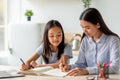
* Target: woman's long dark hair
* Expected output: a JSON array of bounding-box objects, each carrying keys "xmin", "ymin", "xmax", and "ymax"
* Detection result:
[
  {"xmin": 79, "ymin": 8, "xmax": 119, "ymax": 41},
  {"xmin": 42, "ymin": 20, "xmax": 65, "ymax": 64}
]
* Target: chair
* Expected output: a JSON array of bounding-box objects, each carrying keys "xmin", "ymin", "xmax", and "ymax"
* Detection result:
[{"xmin": 7, "ymin": 22, "xmax": 45, "ymax": 66}]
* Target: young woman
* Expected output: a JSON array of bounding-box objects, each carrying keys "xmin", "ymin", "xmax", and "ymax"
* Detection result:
[
  {"xmin": 21, "ymin": 20, "xmax": 72, "ymax": 71},
  {"xmin": 60, "ymin": 8, "xmax": 120, "ymax": 76}
]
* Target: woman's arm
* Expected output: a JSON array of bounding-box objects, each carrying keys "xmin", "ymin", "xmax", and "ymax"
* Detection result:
[
  {"xmin": 70, "ymin": 38, "xmax": 87, "ymax": 69},
  {"xmin": 86, "ymin": 36, "xmax": 120, "ymax": 74},
  {"xmin": 109, "ymin": 36, "xmax": 120, "ymax": 73}
]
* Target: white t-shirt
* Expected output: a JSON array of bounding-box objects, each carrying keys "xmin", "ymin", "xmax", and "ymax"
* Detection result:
[{"xmin": 35, "ymin": 43, "xmax": 73, "ymax": 63}]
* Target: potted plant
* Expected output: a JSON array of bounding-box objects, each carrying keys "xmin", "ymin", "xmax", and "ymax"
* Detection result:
[
  {"xmin": 82, "ymin": 0, "xmax": 91, "ymax": 9},
  {"xmin": 24, "ymin": 9, "xmax": 34, "ymax": 21}
]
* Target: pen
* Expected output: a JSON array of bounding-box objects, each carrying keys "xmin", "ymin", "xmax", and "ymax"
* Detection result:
[
  {"xmin": 20, "ymin": 58, "xmax": 34, "ymax": 68},
  {"xmin": 20, "ymin": 58, "xmax": 25, "ymax": 64}
]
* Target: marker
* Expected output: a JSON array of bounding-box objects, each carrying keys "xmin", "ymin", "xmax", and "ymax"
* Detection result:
[{"xmin": 20, "ymin": 58, "xmax": 25, "ymax": 64}]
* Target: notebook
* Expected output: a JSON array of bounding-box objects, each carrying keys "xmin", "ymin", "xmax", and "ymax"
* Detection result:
[
  {"xmin": 20, "ymin": 66, "xmax": 68, "ymax": 76},
  {"xmin": 0, "ymin": 70, "xmax": 25, "ymax": 78}
]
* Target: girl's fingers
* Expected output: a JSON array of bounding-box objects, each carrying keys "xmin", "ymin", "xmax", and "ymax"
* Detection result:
[
  {"xmin": 30, "ymin": 61, "xmax": 37, "ymax": 67},
  {"xmin": 63, "ymin": 65, "xmax": 69, "ymax": 72},
  {"xmin": 59, "ymin": 63, "xmax": 63, "ymax": 71},
  {"xmin": 20, "ymin": 64, "xmax": 27, "ymax": 71},
  {"xmin": 59, "ymin": 63, "xmax": 63, "ymax": 68},
  {"xmin": 59, "ymin": 63, "xmax": 65, "ymax": 72}
]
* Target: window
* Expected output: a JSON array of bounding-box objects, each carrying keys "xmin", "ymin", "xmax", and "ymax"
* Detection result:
[{"xmin": 0, "ymin": 0, "xmax": 5, "ymax": 51}]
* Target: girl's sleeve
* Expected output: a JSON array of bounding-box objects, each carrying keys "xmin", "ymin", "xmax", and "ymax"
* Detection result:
[
  {"xmin": 63, "ymin": 44, "xmax": 73, "ymax": 58},
  {"xmin": 35, "ymin": 43, "xmax": 44, "ymax": 56}
]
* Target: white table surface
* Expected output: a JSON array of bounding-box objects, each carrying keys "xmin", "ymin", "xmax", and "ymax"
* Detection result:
[{"xmin": 0, "ymin": 65, "xmax": 119, "ymax": 80}]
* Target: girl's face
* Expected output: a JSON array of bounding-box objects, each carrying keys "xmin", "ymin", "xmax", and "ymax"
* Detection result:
[
  {"xmin": 80, "ymin": 20, "xmax": 100, "ymax": 37},
  {"xmin": 48, "ymin": 26, "xmax": 63, "ymax": 48}
]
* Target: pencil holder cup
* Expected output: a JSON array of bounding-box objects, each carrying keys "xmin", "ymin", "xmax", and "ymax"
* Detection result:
[{"xmin": 97, "ymin": 66, "xmax": 109, "ymax": 80}]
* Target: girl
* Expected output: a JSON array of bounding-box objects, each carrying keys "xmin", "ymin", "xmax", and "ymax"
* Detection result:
[
  {"xmin": 60, "ymin": 8, "xmax": 120, "ymax": 76},
  {"xmin": 21, "ymin": 20, "xmax": 72, "ymax": 70}
]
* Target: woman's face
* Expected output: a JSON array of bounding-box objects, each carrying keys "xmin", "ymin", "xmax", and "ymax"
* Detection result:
[
  {"xmin": 80, "ymin": 20, "xmax": 100, "ymax": 37},
  {"xmin": 48, "ymin": 26, "xmax": 63, "ymax": 47}
]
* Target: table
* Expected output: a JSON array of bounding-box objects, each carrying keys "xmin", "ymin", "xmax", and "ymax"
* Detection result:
[{"xmin": 0, "ymin": 65, "xmax": 120, "ymax": 80}]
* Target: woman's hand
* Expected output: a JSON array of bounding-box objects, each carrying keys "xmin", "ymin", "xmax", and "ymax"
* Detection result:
[{"xmin": 66, "ymin": 68, "xmax": 89, "ymax": 76}]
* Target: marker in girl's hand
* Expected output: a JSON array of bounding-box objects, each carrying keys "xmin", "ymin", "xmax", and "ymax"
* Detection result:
[
  {"xmin": 20, "ymin": 58, "xmax": 25, "ymax": 64},
  {"xmin": 20, "ymin": 58, "xmax": 34, "ymax": 69}
]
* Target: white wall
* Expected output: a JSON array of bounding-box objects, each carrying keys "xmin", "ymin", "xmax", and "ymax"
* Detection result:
[
  {"xmin": 7, "ymin": 0, "xmax": 21, "ymax": 23},
  {"xmin": 95, "ymin": 0, "xmax": 120, "ymax": 36},
  {"xmin": 8, "ymin": 0, "xmax": 120, "ymax": 35},
  {"xmin": 8, "ymin": 0, "xmax": 86, "ymax": 33}
]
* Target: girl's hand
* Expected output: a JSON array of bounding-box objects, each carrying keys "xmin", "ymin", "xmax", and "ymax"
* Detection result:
[
  {"xmin": 20, "ymin": 63, "xmax": 30, "ymax": 71},
  {"xmin": 49, "ymin": 63, "xmax": 59, "ymax": 68},
  {"xmin": 59, "ymin": 63, "xmax": 70, "ymax": 72},
  {"xmin": 66, "ymin": 68, "xmax": 89, "ymax": 76},
  {"xmin": 30, "ymin": 61, "xmax": 38, "ymax": 68},
  {"xmin": 58, "ymin": 55, "xmax": 70, "ymax": 72}
]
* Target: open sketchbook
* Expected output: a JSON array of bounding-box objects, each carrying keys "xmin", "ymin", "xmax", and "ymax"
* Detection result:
[
  {"xmin": 0, "ymin": 70, "xmax": 25, "ymax": 79},
  {"xmin": 20, "ymin": 66, "xmax": 68, "ymax": 77}
]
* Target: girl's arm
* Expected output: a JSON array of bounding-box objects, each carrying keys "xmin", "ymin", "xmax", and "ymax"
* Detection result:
[
  {"xmin": 20, "ymin": 53, "xmax": 40, "ymax": 70},
  {"xmin": 30, "ymin": 44, "xmax": 71, "ymax": 68},
  {"xmin": 58, "ymin": 55, "xmax": 69, "ymax": 64},
  {"xmin": 26, "ymin": 53, "xmax": 40, "ymax": 64},
  {"xmin": 30, "ymin": 61, "xmax": 59, "ymax": 68},
  {"xmin": 30, "ymin": 55, "xmax": 69, "ymax": 68}
]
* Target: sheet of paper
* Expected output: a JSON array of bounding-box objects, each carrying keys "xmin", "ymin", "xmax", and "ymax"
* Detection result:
[
  {"xmin": 20, "ymin": 66, "xmax": 53, "ymax": 75},
  {"xmin": 32, "ymin": 66, "xmax": 53, "ymax": 72},
  {"xmin": 42, "ymin": 68, "xmax": 68, "ymax": 76},
  {"xmin": 20, "ymin": 66, "xmax": 67, "ymax": 76}
]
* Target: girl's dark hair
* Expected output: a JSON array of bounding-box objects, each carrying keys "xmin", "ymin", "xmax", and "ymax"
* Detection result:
[
  {"xmin": 79, "ymin": 8, "xmax": 119, "ymax": 40},
  {"xmin": 42, "ymin": 20, "xmax": 65, "ymax": 64}
]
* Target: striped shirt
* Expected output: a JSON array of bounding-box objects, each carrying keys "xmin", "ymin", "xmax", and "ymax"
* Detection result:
[{"xmin": 71, "ymin": 34, "xmax": 120, "ymax": 74}]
